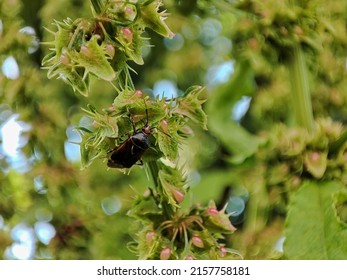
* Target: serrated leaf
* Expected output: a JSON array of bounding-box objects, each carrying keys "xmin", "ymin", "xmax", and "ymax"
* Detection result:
[
  {"xmin": 157, "ymin": 133, "xmax": 177, "ymax": 160},
  {"xmin": 48, "ymin": 63, "xmax": 89, "ymax": 96},
  {"xmin": 70, "ymin": 36, "xmax": 116, "ymax": 81},
  {"xmin": 284, "ymin": 181, "xmax": 347, "ymax": 259},
  {"xmin": 173, "ymin": 86, "xmax": 208, "ymax": 130},
  {"xmin": 127, "ymin": 195, "xmax": 163, "ymax": 222},
  {"xmin": 53, "ymin": 20, "xmax": 73, "ymax": 57},
  {"xmin": 139, "ymin": 0, "xmax": 174, "ymax": 38},
  {"xmin": 158, "ymin": 164, "xmax": 186, "ymax": 207}
]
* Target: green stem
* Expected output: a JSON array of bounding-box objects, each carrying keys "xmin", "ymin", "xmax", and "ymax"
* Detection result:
[
  {"xmin": 288, "ymin": 45, "xmax": 314, "ymax": 132},
  {"xmin": 147, "ymin": 161, "xmax": 174, "ymax": 219},
  {"xmin": 90, "ymin": 0, "xmax": 103, "ymax": 14}
]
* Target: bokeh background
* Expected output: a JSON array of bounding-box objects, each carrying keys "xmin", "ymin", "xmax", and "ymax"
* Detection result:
[{"xmin": 1, "ymin": 0, "xmax": 347, "ymax": 259}]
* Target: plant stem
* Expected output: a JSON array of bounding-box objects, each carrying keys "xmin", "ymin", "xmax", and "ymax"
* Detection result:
[
  {"xmin": 90, "ymin": 0, "xmax": 102, "ymax": 14},
  {"xmin": 288, "ymin": 45, "xmax": 315, "ymax": 133},
  {"xmin": 147, "ymin": 161, "xmax": 174, "ymax": 219}
]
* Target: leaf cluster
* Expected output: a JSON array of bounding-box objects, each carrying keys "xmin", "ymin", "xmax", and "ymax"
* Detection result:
[
  {"xmin": 79, "ymin": 85, "xmax": 207, "ymax": 168},
  {"xmin": 42, "ymin": 0, "xmax": 174, "ymax": 96}
]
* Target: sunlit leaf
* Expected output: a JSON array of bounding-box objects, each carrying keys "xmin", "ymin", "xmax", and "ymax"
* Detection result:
[{"xmin": 284, "ymin": 181, "xmax": 347, "ymax": 259}]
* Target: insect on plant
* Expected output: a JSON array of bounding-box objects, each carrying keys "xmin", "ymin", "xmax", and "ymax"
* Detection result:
[{"xmin": 106, "ymin": 98, "xmax": 170, "ymax": 169}]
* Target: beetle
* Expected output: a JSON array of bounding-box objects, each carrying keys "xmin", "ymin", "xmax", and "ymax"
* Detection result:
[{"xmin": 107, "ymin": 107, "xmax": 152, "ymax": 169}]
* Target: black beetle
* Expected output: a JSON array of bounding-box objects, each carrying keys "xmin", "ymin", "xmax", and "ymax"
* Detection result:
[{"xmin": 107, "ymin": 107, "xmax": 152, "ymax": 169}]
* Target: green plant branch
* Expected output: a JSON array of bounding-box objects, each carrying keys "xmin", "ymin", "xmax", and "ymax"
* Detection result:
[
  {"xmin": 288, "ymin": 43, "xmax": 315, "ymax": 132},
  {"xmin": 146, "ymin": 161, "xmax": 174, "ymax": 219}
]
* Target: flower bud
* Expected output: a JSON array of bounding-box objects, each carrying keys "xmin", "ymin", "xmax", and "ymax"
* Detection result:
[
  {"xmin": 105, "ymin": 44, "xmax": 115, "ymax": 58},
  {"xmin": 192, "ymin": 235, "xmax": 204, "ymax": 248},
  {"xmin": 124, "ymin": 5, "xmax": 137, "ymax": 21},
  {"xmin": 160, "ymin": 247, "xmax": 171, "ymax": 260},
  {"xmin": 206, "ymin": 206, "xmax": 236, "ymax": 232},
  {"xmin": 121, "ymin": 27, "xmax": 133, "ymax": 43},
  {"xmin": 219, "ymin": 246, "xmax": 227, "ymax": 258},
  {"xmin": 60, "ymin": 54, "xmax": 70, "ymax": 65},
  {"xmin": 185, "ymin": 255, "xmax": 194, "ymax": 260},
  {"xmin": 160, "ymin": 119, "xmax": 169, "ymax": 134},
  {"xmin": 134, "ymin": 90, "xmax": 143, "ymax": 98},
  {"xmin": 172, "ymin": 189, "xmax": 185, "ymax": 203},
  {"xmin": 80, "ymin": 45, "xmax": 90, "ymax": 55},
  {"xmin": 206, "ymin": 207, "xmax": 219, "ymax": 216},
  {"xmin": 146, "ymin": 231, "xmax": 156, "ymax": 243}
]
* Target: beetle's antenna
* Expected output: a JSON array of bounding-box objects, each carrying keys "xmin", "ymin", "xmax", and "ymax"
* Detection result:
[{"xmin": 129, "ymin": 114, "xmax": 137, "ymax": 134}]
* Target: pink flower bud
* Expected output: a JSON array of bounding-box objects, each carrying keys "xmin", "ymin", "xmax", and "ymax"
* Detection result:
[
  {"xmin": 105, "ymin": 44, "xmax": 115, "ymax": 58},
  {"xmin": 192, "ymin": 236, "xmax": 204, "ymax": 248},
  {"xmin": 124, "ymin": 6, "xmax": 136, "ymax": 21},
  {"xmin": 121, "ymin": 27, "xmax": 133, "ymax": 43},
  {"xmin": 206, "ymin": 207, "xmax": 236, "ymax": 232},
  {"xmin": 60, "ymin": 54, "xmax": 70, "ymax": 65},
  {"xmin": 206, "ymin": 207, "xmax": 219, "ymax": 216},
  {"xmin": 80, "ymin": 45, "xmax": 90, "ymax": 55},
  {"xmin": 219, "ymin": 246, "xmax": 227, "ymax": 258},
  {"xmin": 185, "ymin": 255, "xmax": 194, "ymax": 260},
  {"xmin": 160, "ymin": 247, "xmax": 171, "ymax": 260},
  {"xmin": 146, "ymin": 231, "xmax": 155, "ymax": 243},
  {"xmin": 172, "ymin": 189, "xmax": 185, "ymax": 203},
  {"xmin": 134, "ymin": 90, "xmax": 143, "ymax": 98},
  {"xmin": 160, "ymin": 119, "xmax": 169, "ymax": 134}
]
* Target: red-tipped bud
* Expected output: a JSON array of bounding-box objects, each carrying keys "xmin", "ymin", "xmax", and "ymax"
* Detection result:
[
  {"xmin": 172, "ymin": 189, "xmax": 185, "ymax": 203},
  {"xmin": 206, "ymin": 207, "xmax": 219, "ymax": 216},
  {"xmin": 160, "ymin": 119, "xmax": 169, "ymax": 134},
  {"xmin": 121, "ymin": 27, "xmax": 133, "ymax": 43},
  {"xmin": 219, "ymin": 246, "xmax": 227, "ymax": 258},
  {"xmin": 124, "ymin": 6, "xmax": 137, "ymax": 21},
  {"xmin": 134, "ymin": 90, "xmax": 143, "ymax": 98},
  {"xmin": 160, "ymin": 247, "xmax": 171, "ymax": 260},
  {"xmin": 60, "ymin": 54, "xmax": 70, "ymax": 65},
  {"xmin": 185, "ymin": 255, "xmax": 194, "ymax": 260},
  {"xmin": 192, "ymin": 236, "xmax": 204, "ymax": 248},
  {"xmin": 105, "ymin": 44, "xmax": 115, "ymax": 58},
  {"xmin": 206, "ymin": 207, "xmax": 236, "ymax": 232},
  {"xmin": 80, "ymin": 45, "xmax": 90, "ymax": 55},
  {"xmin": 146, "ymin": 231, "xmax": 156, "ymax": 243}
]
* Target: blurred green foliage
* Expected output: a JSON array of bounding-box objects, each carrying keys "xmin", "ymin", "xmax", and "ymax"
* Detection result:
[{"xmin": 1, "ymin": 0, "xmax": 347, "ymax": 259}]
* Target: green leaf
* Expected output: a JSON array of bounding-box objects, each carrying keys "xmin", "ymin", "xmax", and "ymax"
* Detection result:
[
  {"xmin": 158, "ymin": 165, "xmax": 186, "ymax": 207},
  {"xmin": 284, "ymin": 181, "xmax": 347, "ymax": 259},
  {"xmin": 127, "ymin": 195, "xmax": 163, "ymax": 222},
  {"xmin": 139, "ymin": 0, "xmax": 174, "ymax": 38},
  {"xmin": 70, "ymin": 36, "xmax": 116, "ymax": 82},
  {"xmin": 173, "ymin": 86, "xmax": 208, "ymax": 130}
]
